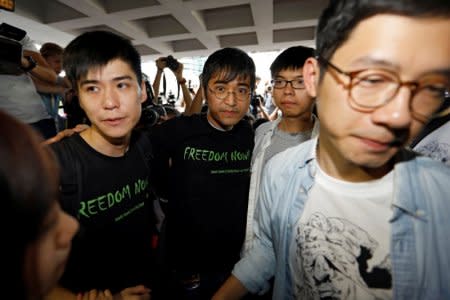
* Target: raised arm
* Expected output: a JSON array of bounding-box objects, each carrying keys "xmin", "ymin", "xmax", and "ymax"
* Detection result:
[
  {"xmin": 184, "ymin": 77, "xmax": 204, "ymax": 116},
  {"xmin": 22, "ymin": 50, "xmax": 70, "ymax": 88},
  {"xmin": 257, "ymin": 97, "xmax": 270, "ymax": 120},
  {"xmin": 171, "ymin": 62, "xmax": 192, "ymax": 110},
  {"xmin": 152, "ymin": 57, "xmax": 166, "ymax": 102}
]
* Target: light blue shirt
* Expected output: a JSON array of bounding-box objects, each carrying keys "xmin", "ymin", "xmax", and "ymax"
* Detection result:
[{"xmin": 233, "ymin": 138, "xmax": 450, "ymax": 300}]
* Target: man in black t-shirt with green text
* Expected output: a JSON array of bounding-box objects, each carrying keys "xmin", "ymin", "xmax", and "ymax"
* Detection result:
[{"xmin": 150, "ymin": 47, "xmax": 256, "ymax": 300}]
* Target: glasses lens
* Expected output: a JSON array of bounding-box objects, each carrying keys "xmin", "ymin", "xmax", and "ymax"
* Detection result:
[
  {"xmin": 351, "ymin": 71, "xmax": 398, "ymax": 108},
  {"xmin": 236, "ymin": 87, "xmax": 250, "ymax": 100},
  {"xmin": 271, "ymin": 79, "xmax": 305, "ymax": 89},
  {"xmin": 291, "ymin": 79, "xmax": 305, "ymax": 89},
  {"xmin": 272, "ymin": 79, "xmax": 286, "ymax": 88},
  {"xmin": 210, "ymin": 86, "xmax": 249, "ymax": 101},
  {"xmin": 213, "ymin": 88, "xmax": 227, "ymax": 99},
  {"xmin": 411, "ymin": 91, "xmax": 447, "ymax": 119}
]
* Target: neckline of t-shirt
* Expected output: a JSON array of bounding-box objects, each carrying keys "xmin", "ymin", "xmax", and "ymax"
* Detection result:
[{"xmin": 314, "ymin": 159, "xmax": 394, "ymax": 197}]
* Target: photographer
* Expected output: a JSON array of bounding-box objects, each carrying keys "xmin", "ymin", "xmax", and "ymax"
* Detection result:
[
  {"xmin": 0, "ymin": 25, "xmax": 65, "ymax": 139},
  {"xmin": 153, "ymin": 55, "xmax": 192, "ymax": 112},
  {"xmin": 139, "ymin": 73, "xmax": 181, "ymax": 128},
  {"xmin": 36, "ymin": 42, "xmax": 71, "ymax": 132},
  {"xmin": 250, "ymin": 93, "xmax": 270, "ymax": 120}
]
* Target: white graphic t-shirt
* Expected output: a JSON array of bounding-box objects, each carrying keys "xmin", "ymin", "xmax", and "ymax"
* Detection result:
[
  {"xmin": 414, "ymin": 121, "xmax": 450, "ymax": 166},
  {"xmin": 290, "ymin": 162, "xmax": 394, "ymax": 300}
]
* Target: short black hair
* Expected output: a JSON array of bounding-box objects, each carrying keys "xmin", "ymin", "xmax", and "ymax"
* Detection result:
[
  {"xmin": 40, "ymin": 42, "xmax": 63, "ymax": 58},
  {"xmin": 63, "ymin": 30, "xmax": 143, "ymax": 90},
  {"xmin": 270, "ymin": 46, "xmax": 315, "ymax": 78},
  {"xmin": 316, "ymin": 0, "xmax": 450, "ymax": 61},
  {"xmin": 201, "ymin": 47, "xmax": 256, "ymax": 95}
]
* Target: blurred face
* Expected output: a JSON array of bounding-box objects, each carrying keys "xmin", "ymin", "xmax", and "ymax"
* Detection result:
[
  {"xmin": 206, "ymin": 71, "xmax": 251, "ymax": 131},
  {"xmin": 24, "ymin": 203, "xmax": 79, "ymax": 297},
  {"xmin": 45, "ymin": 54, "xmax": 63, "ymax": 74},
  {"xmin": 304, "ymin": 15, "xmax": 450, "ymax": 180},
  {"xmin": 78, "ymin": 59, "xmax": 146, "ymax": 143},
  {"xmin": 272, "ymin": 68, "xmax": 314, "ymax": 119}
]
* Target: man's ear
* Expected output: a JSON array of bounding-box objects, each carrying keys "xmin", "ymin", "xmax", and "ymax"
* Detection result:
[
  {"xmin": 140, "ymin": 80, "xmax": 147, "ymax": 103},
  {"xmin": 303, "ymin": 57, "xmax": 320, "ymax": 98}
]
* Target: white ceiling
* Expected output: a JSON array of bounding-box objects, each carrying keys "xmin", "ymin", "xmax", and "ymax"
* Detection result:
[{"xmin": 1, "ymin": 0, "xmax": 328, "ymax": 62}]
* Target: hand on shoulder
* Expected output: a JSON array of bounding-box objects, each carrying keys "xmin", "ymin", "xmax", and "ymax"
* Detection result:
[{"xmin": 42, "ymin": 124, "xmax": 90, "ymax": 145}]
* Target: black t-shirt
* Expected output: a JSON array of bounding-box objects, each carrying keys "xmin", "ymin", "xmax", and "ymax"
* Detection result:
[
  {"xmin": 51, "ymin": 132, "xmax": 155, "ymax": 293},
  {"xmin": 150, "ymin": 113, "xmax": 254, "ymax": 272}
]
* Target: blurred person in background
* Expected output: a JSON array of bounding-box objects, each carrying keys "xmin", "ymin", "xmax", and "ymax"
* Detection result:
[{"xmin": 0, "ymin": 110, "xmax": 79, "ymax": 300}]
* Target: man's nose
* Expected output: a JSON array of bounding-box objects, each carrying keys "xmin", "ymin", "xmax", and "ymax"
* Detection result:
[
  {"xmin": 371, "ymin": 85, "xmax": 413, "ymax": 129},
  {"xmin": 103, "ymin": 87, "xmax": 120, "ymax": 109},
  {"xmin": 223, "ymin": 91, "xmax": 238, "ymax": 106}
]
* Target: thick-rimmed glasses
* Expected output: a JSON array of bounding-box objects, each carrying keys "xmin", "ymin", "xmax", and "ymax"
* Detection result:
[
  {"xmin": 317, "ymin": 56, "xmax": 449, "ymax": 121},
  {"xmin": 208, "ymin": 85, "xmax": 251, "ymax": 101},
  {"xmin": 271, "ymin": 78, "xmax": 305, "ymax": 89}
]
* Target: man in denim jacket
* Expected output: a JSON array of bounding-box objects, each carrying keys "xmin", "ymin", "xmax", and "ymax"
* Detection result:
[
  {"xmin": 242, "ymin": 46, "xmax": 319, "ymax": 257},
  {"xmin": 213, "ymin": 0, "xmax": 450, "ymax": 299}
]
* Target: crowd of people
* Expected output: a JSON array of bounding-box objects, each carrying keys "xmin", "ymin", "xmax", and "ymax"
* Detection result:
[{"xmin": 1, "ymin": 0, "xmax": 449, "ymax": 299}]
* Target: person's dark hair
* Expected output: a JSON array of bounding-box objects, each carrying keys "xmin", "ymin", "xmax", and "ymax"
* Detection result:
[
  {"xmin": 39, "ymin": 42, "xmax": 63, "ymax": 58},
  {"xmin": 270, "ymin": 46, "xmax": 315, "ymax": 78},
  {"xmin": 316, "ymin": 0, "xmax": 450, "ymax": 62},
  {"xmin": 63, "ymin": 30, "xmax": 143, "ymax": 90},
  {"xmin": 0, "ymin": 110, "xmax": 60, "ymax": 299},
  {"xmin": 201, "ymin": 47, "xmax": 256, "ymax": 96}
]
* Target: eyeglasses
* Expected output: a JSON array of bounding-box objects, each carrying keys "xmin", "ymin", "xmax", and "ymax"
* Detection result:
[
  {"xmin": 317, "ymin": 56, "xmax": 450, "ymax": 121},
  {"xmin": 208, "ymin": 85, "xmax": 251, "ymax": 101},
  {"xmin": 271, "ymin": 78, "xmax": 305, "ymax": 89}
]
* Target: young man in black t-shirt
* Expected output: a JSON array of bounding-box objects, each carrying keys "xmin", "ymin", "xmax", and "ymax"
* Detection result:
[
  {"xmin": 47, "ymin": 31, "xmax": 154, "ymax": 300},
  {"xmin": 150, "ymin": 47, "xmax": 256, "ymax": 300}
]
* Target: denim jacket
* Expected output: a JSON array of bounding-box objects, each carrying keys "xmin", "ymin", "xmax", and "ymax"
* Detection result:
[
  {"xmin": 242, "ymin": 117, "xmax": 319, "ymax": 255},
  {"xmin": 233, "ymin": 138, "xmax": 450, "ymax": 300}
]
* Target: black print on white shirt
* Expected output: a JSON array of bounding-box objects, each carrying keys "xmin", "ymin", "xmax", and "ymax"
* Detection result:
[
  {"xmin": 294, "ymin": 212, "xmax": 392, "ymax": 300},
  {"xmin": 416, "ymin": 140, "xmax": 449, "ymax": 164}
]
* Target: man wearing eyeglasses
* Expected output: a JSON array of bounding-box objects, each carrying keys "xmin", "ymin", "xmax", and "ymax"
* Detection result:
[
  {"xmin": 242, "ymin": 46, "xmax": 317, "ymax": 260},
  {"xmin": 149, "ymin": 47, "xmax": 255, "ymax": 300},
  {"xmin": 213, "ymin": 1, "xmax": 450, "ymax": 299}
]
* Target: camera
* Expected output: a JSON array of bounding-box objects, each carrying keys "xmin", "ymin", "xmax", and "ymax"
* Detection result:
[
  {"xmin": 0, "ymin": 23, "xmax": 26, "ymax": 75},
  {"xmin": 139, "ymin": 103, "xmax": 181, "ymax": 128},
  {"xmin": 140, "ymin": 103, "xmax": 167, "ymax": 128},
  {"xmin": 167, "ymin": 92, "xmax": 176, "ymax": 106},
  {"xmin": 138, "ymin": 73, "xmax": 163, "ymax": 128},
  {"xmin": 251, "ymin": 94, "xmax": 263, "ymax": 108},
  {"xmin": 163, "ymin": 55, "xmax": 180, "ymax": 72},
  {"xmin": 250, "ymin": 94, "xmax": 264, "ymax": 117}
]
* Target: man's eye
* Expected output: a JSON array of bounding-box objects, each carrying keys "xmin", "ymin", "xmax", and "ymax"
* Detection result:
[
  {"xmin": 274, "ymin": 80, "xmax": 285, "ymax": 85},
  {"xmin": 238, "ymin": 87, "xmax": 249, "ymax": 95},
  {"xmin": 357, "ymin": 75, "xmax": 390, "ymax": 87},
  {"xmin": 214, "ymin": 86, "xmax": 226, "ymax": 93},
  {"xmin": 85, "ymin": 86, "xmax": 98, "ymax": 93},
  {"xmin": 117, "ymin": 82, "xmax": 129, "ymax": 89},
  {"xmin": 422, "ymin": 85, "xmax": 447, "ymax": 98}
]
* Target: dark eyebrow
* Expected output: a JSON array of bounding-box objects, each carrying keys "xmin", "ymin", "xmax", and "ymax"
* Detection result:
[
  {"xmin": 425, "ymin": 70, "xmax": 450, "ymax": 78},
  {"xmin": 80, "ymin": 75, "xmax": 134, "ymax": 87},
  {"xmin": 212, "ymin": 80, "xmax": 250, "ymax": 87},
  {"xmin": 350, "ymin": 56, "xmax": 450, "ymax": 77},
  {"xmin": 112, "ymin": 75, "xmax": 133, "ymax": 82},
  {"xmin": 349, "ymin": 57, "xmax": 401, "ymax": 70},
  {"xmin": 274, "ymin": 75, "xmax": 303, "ymax": 79},
  {"xmin": 79, "ymin": 79, "xmax": 99, "ymax": 86}
]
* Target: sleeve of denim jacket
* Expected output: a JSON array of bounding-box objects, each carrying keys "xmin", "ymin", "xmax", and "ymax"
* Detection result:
[{"xmin": 232, "ymin": 157, "xmax": 280, "ymax": 294}]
